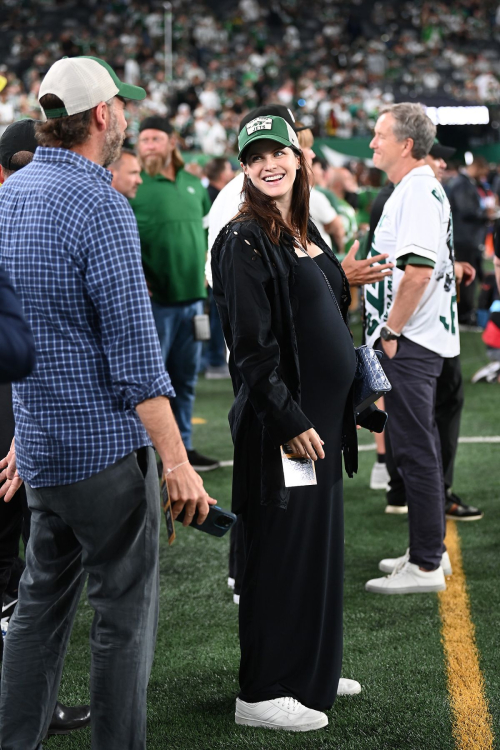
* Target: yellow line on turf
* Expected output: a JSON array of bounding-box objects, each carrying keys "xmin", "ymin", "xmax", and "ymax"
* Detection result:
[{"xmin": 439, "ymin": 521, "xmax": 494, "ymax": 750}]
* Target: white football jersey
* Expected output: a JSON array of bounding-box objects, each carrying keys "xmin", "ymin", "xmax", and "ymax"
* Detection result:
[{"xmin": 364, "ymin": 165, "xmax": 460, "ymax": 358}]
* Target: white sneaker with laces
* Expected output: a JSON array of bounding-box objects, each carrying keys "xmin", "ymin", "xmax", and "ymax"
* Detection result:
[
  {"xmin": 378, "ymin": 549, "xmax": 452, "ymax": 576},
  {"xmin": 365, "ymin": 560, "xmax": 446, "ymax": 594},
  {"xmin": 370, "ymin": 462, "xmax": 390, "ymax": 490},
  {"xmin": 235, "ymin": 696, "xmax": 328, "ymax": 731},
  {"xmin": 337, "ymin": 678, "xmax": 361, "ymax": 696}
]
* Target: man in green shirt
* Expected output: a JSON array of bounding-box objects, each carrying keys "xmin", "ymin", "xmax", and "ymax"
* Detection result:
[{"xmin": 130, "ymin": 116, "xmax": 218, "ymax": 471}]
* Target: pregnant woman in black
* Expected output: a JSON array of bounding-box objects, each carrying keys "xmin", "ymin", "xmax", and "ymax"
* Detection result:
[{"xmin": 211, "ymin": 115, "xmax": 358, "ymax": 732}]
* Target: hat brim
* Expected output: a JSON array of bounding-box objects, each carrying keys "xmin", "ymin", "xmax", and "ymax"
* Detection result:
[
  {"xmin": 429, "ymin": 144, "xmax": 456, "ymax": 159},
  {"xmin": 238, "ymin": 133, "xmax": 300, "ymax": 162},
  {"xmin": 116, "ymin": 81, "xmax": 146, "ymax": 102}
]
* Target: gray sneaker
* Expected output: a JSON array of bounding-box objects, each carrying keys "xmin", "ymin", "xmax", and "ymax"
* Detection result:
[{"xmin": 205, "ymin": 365, "xmax": 231, "ymax": 380}]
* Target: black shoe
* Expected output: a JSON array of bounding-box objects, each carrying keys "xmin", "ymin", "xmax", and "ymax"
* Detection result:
[
  {"xmin": 445, "ymin": 493, "xmax": 484, "ymax": 521},
  {"xmin": 47, "ymin": 702, "xmax": 91, "ymax": 736},
  {"xmin": 187, "ymin": 449, "xmax": 220, "ymax": 472}
]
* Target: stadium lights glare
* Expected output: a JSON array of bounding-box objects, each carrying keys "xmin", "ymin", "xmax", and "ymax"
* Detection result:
[{"xmin": 424, "ymin": 106, "xmax": 490, "ymax": 126}]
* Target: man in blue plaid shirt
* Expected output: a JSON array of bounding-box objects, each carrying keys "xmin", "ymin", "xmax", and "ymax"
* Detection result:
[{"xmin": 0, "ymin": 57, "xmax": 215, "ymax": 750}]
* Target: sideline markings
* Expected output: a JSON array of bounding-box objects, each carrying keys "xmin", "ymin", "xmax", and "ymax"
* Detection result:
[
  {"xmin": 438, "ymin": 521, "xmax": 494, "ymax": 750},
  {"xmin": 458, "ymin": 436, "xmax": 500, "ymax": 444},
  {"xmin": 216, "ymin": 437, "xmax": 500, "ymax": 465},
  {"xmin": 358, "ymin": 437, "xmax": 500, "ymax": 453}
]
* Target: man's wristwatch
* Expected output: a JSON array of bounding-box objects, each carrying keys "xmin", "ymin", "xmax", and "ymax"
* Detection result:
[{"xmin": 380, "ymin": 325, "xmax": 401, "ymax": 341}]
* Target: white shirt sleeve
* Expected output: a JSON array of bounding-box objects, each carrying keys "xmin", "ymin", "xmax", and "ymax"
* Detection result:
[
  {"xmin": 206, "ymin": 172, "xmax": 245, "ymax": 287},
  {"xmin": 309, "ymin": 188, "xmax": 338, "ymax": 226},
  {"xmin": 394, "ymin": 179, "xmax": 441, "ymax": 265}
]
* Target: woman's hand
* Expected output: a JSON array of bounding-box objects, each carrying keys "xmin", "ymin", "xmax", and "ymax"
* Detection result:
[{"xmin": 287, "ymin": 428, "xmax": 325, "ymax": 461}]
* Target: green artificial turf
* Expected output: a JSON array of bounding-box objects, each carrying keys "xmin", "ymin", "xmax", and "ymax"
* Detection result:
[{"xmin": 45, "ymin": 330, "xmax": 499, "ymax": 749}]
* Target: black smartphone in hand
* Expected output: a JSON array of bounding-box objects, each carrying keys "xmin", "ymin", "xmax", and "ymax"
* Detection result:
[{"xmin": 175, "ymin": 505, "xmax": 236, "ymax": 537}]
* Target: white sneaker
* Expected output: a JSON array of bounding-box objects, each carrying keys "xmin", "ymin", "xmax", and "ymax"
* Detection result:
[
  {"xmin": 228, "ymin": 577, "xmax": 235, "ymax": 590},
  {"xmin": 365, "ymin": 561, "xmax": 446, "ymax": 594},
  {"xmin": 370, "ymin": 462, "xmax": 390, "ymax": 490},
  {"xmin": 385, "ymin": 503, "xmax": 408, "ymax": 514},
  {"xmin": 379, "ymin": 549, "xmax": 452, "ymax": 576},
  {"xmin": 1, "ymin": 617, "xmax": 9, "ymax": 641},
  {"xmin": 471, "ymin": 361, "xmax": 500, "ymax": 384},
  {"xmin": 235, "ymin": 697, "xmax": 328, "ymax": 731},
  {"xmin": 233, "ymin": 593, "xmax": 240, "ymax": 605},
  {"xmin": 337, "ymin": 678, "xmax": 361, "ymax": 696}
]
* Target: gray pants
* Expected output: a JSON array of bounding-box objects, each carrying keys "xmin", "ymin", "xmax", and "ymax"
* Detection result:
[
  {"xmin": 382, "ymin": 337, "xmax": 446, "ymax": 570},
  {"xmin": 0, "ymin": 447, "xmax": 160, "ymax": 750}
]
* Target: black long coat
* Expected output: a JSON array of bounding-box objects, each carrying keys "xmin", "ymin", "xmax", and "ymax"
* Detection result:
[{"xmin": 211, "ymin": 217, "xmax": 359, "ymax": 514}]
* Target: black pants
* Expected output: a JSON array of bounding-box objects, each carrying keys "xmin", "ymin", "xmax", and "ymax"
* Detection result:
[
  {"xmin": 455, "ymin": 244, "xmax": 482, "ymax": 324},
  {"xmin": 386, "ymin": 354, "xmax": 464, "ymax": 505},
  {"xmin": 228, "ymin": 514, "xmax": 246, "ymax": 596},
  {"xmin": 0, "ymin": 447, "xmax": 160, "ymax": 750},
  {"xmin": 382, "ymin": 337, "xmax": 446, "ymax": 570},
  {"xmin": 0, "ymin": 385, "xmax": 29, "ymax": 615}
]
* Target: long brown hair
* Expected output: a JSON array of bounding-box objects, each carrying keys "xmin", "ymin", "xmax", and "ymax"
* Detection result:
[{"xmin": 238, "ymin": 148, "xmax": 311, "ymax": 247}]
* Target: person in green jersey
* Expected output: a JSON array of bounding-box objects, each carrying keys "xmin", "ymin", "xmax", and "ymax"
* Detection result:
[
  {"xmin": 130, "ymin": 116, "xmax": 219, "ymax": 471},
  {"xmin": 311, "ymin": 158, "xmax": 358, "ymax": 256}
]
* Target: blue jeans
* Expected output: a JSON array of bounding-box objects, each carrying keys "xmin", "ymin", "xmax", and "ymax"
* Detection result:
[
  {"xmin": 201, "ymin": 288, "xmax": 227, "ymax": 369},
  {"xmin": 151, "ymin": 299, "xmax": 203, "ymax": 450}
]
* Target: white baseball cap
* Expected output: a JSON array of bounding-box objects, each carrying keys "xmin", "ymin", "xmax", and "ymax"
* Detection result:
[{"xmin": 39, "ymin": 56, "xmax": 146, "ymax": 120}]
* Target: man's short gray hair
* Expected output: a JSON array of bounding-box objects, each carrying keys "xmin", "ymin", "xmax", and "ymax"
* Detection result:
[{"xmin": 381, "ymin": 103, "xmax": 436, "ymax": 160}]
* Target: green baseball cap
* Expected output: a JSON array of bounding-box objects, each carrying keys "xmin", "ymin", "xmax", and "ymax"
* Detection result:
[
  {"xmin": 39, "ymin": 56, "xmax": 146, "ymax": 120},
  {"xmin": 238, "ymin": 115, "xmax": 301, "ymax": 162}
]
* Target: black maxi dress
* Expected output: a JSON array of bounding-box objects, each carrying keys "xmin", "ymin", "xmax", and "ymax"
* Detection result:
[{"xmin": 238, "ymin": 250, "xmax": 357, "ymax": 711}]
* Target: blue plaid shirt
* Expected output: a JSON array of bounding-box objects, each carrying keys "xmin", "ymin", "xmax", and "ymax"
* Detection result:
[{"xmin": 0, "ymin": 147, "xmax": 174, "ymax": 487}]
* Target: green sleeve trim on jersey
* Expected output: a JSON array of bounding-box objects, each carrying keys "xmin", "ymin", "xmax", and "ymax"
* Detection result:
[{"xmin": 396, "ymin": 253, "xmax": 436, "ymax": 269}]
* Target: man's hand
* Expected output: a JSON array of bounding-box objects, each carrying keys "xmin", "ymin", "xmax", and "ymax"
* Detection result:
[
  {"xmin": 381, "ymin": 338, "xmax": 398, "ymax": 360},
  {"xmin": 287, "ymin": 428, "xmax": 325, "ymax": 461},
  {"xmin": 341, "ymin": 240, "xmax": 394, "ymax": 287},
  {"xmin": 135, "ymin": 396, "xmax": 218, "ymax": 526},
  {"xmin": 0, "ymin": 438, "xmax": 23, "ymax": 503},
  {"xmin": 167, "ymin": 463, "xmax": 217, "ymax": 526},
  {"xmin": 455, "ymin": 261, "xmax": 476, "ymax": 287}
]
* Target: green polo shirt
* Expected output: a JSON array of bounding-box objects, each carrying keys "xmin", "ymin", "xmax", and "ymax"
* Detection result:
[{"xmin": 129, "ymin": 168, "xmax": 211, "ymax": 305}]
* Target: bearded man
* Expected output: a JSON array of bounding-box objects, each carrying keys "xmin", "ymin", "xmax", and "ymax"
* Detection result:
[
  {"xmin": 130, "ymin": 116, "xmax": 219, "ymax": 471},
  {"xmin": 0, "ymin": 58, "xmax": 215, "ymax": 750}
]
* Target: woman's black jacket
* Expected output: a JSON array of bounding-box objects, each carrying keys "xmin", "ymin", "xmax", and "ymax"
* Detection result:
[{"xmin": 211, "ymin": 217, "xmax": 361, "ymax": 514}]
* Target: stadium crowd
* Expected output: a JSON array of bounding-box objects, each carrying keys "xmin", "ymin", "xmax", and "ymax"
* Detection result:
[{"xmin": 2, "ymin": 0, "xmax": 500, "ymax": 150}]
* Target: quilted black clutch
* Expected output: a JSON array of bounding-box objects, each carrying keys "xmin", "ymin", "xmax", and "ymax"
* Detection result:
[{"xmin": 353, "ymin": 345, "xmax": 392, "ymax": 414}]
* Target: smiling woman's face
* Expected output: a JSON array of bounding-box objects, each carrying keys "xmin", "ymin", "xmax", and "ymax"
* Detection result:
[{"xmin": 242, "ymin": 139, "xmax": 300, "ymax": 200}]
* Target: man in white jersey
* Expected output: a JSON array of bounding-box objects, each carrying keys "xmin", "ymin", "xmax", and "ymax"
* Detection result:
[{"xmin": 363, "ymin": 103, "xmax": 460, "ymax": 595}]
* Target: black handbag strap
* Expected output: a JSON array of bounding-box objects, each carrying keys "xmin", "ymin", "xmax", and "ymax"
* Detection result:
[{"xmin": 295, "ymin": 244, "xmax": 346, "ymax": 323}]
